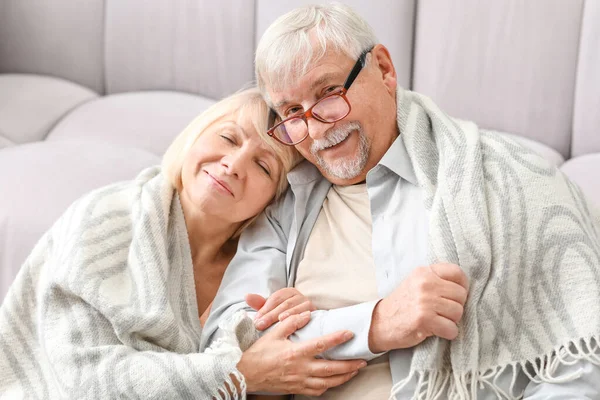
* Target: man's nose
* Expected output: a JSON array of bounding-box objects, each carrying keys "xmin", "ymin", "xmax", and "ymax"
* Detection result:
[{"xmin": 306, "ymin": 117, "xmax": 332, "ymax": 141}]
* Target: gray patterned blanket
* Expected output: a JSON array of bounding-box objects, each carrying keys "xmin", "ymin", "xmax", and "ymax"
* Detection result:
[
  {"xmin": 391, "ymin": 89, "xmax": 600, "ymax": 399},
  {"xmin": 0, "ymin": 167, "xmax": 252, "ymax": 399}
]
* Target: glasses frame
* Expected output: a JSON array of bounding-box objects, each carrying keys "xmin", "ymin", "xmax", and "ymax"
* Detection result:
[{"xmin": 267, "ymin": 46, "xmax": 374, "ymax": 146}]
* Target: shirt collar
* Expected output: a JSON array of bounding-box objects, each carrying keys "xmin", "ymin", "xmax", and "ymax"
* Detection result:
[
  {"xmin": 378, "ymin": 134, "xmax": 418, "ymax": 185},
  {"xmin": 286, "ymin": 133, "xmax": 418, "ymax": 187},
  {"xmin": 287, "ymin": 159, "xmax": 324, "ymax": 186}
]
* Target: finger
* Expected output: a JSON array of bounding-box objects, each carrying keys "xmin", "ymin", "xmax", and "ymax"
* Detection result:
[
  {"xmin": 279, "ymin": 301, "xmax": 316, "ymax": 321},
  {"xmin": 433, "ymin": 298, "xmax": 464, "ymax": 323},
  {"xmin": 430, "ymin": 263, "xmax": 469, "ymax": 290},
  {"xmin": 297, "ymin": 330, "xmax": 355, "ymax": 357},
  {"xmin": 427, "ymin": 314, "xmax": 459, "ymax": 341},
  {"xmin": 256, "ymin": 296, "xmax": 307, "ymax": 329},
  {"xmin": 437, "ymin": 280, "xmax": 469, "ymax": 305},
  {"xmin": 304, "ymin": 371, "xmax": 359, "ymax": 392},
  {"xmin": 271, "ymin": 311, "xmax": 311, "ymax": 339},
  {"xmin": 308, "ymin": 359, "xmax": 367, "ymax": 377},
  {"xmin": 245, "ymin": 293, "xmax": 267, "ymax": 312},
  {"xmin": 255, "ymin": 288, "xmax": 298, "ymax": 319}
]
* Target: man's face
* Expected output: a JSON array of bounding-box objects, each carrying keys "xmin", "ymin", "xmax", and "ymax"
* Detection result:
[{"xmin": 266, "ymin": 45, "xmax": 398, "ymax": 185}]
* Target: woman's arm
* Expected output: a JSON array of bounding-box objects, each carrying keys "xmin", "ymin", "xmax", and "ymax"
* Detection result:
[{"xmin": 41, "ymin": 283, "xmax": 245, "ymax": 399}]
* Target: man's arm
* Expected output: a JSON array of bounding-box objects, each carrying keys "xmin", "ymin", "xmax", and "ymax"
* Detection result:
[
  {"xmin": 252, "ymin": 263, "xmax": 469, "ymax": 360},
  {"xmin": 201, "ymin": 198, "xmax": 382, "ymax": 361}
]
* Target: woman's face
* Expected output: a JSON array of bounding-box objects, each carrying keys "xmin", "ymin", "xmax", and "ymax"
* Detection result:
[{"xmin": 180, "ymin": 113, "xmax": 282, "ymax": 224}]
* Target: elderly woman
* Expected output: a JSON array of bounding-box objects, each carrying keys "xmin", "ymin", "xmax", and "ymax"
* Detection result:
[{"xmin": 0, "ymin": 88, "xmax": 365, "ymax": 399}]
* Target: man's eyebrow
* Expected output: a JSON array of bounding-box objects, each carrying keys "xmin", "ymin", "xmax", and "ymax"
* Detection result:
[{"xmin": 272, "ymin": 72, "xmax": 340, "ymax": 110}]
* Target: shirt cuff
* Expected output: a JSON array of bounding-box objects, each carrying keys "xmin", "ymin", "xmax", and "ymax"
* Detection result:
[{"xmin": 290, "ymin": 299, "xmax": 385, "ymax": 361}]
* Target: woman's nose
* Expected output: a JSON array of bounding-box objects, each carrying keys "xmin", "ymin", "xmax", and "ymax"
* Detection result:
[{"xmin": 221, "ymin": 150, "xmax": 248, "ymax": 179}]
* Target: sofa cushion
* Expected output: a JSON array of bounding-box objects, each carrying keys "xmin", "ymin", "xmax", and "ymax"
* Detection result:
[
  {"xmin": 0, "ymin": 74, "xmax": 97, "ymax": 148},
  {"xmin": 104, "ymin": 0, "xmax": 255, "ymax": 99},
  {"xmin": 572, "ymin": 1, "xmax": 600, "ymax": 157},
  {"xmin": 0, "ymin": 0, "xmax": 105, "ymax": 93},
  {"xmin": 560, "ymin": 153, "xmax": 600, "ymax": 206},
  {"xmin": 500, "ymin": 132, "xmax": 565, "ymax": 167},
  {"xmin": 47, "ymin": 91, "xmax": 216, "ymax": 156},
  {"xmin": 0, "ymin": 141, "xmax": 159, "ymax": 301},
  {"xmin": 412, "ymin": 0, "xmax": 583, "ymax": 159}
]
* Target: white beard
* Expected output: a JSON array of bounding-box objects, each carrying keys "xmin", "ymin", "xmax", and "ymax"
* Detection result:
[{"xmin": 311, "ymin": 121, "xmax": 370, "ymax": 180}]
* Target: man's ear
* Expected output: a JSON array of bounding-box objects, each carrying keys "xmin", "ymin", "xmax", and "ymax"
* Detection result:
[{"xmin": 372, "ymin": 44, "xmax": 397, "ymax": 94}]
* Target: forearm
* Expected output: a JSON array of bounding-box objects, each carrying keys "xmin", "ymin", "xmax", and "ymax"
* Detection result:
[{"xmin": 286, "ymin": 300, "xmax": 384, "ymax": 361}]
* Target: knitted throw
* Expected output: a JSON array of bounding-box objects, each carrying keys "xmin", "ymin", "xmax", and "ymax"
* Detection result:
[
  {"xmin": 391, "ymin": 89, "xmax": 600, "ymax": 399},
  {"xmin": 0, "ymin": 167, "xmax": 255, "ymax": 399}
]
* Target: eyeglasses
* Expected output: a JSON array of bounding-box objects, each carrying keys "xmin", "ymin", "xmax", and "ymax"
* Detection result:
[{"xmin": 267, "ymin": 46, "xmax": 374, "ymax": 146}]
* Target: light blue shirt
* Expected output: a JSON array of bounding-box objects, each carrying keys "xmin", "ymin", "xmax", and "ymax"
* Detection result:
[{"xmin": 203, "ymin": 135, "xmax": 600, "ymax": 398}]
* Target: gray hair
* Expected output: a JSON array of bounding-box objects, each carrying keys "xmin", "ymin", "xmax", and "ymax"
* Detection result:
[{"xmin": 255, "ymin": 3, "xmax": 378, "ymax": 103}]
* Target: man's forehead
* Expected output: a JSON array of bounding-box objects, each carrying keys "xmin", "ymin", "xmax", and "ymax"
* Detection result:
[{"xmin": 267, "ymin": 59, "xmax": 352, "ymax": 109}]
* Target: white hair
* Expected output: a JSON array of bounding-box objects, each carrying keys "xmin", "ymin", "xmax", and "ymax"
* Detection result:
[{"xmin": 255, "ymin": 3, "xmax": 378, "ymax": 102}]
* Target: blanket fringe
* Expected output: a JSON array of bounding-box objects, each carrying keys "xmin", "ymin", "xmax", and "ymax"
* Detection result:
[{"xmin": 389, "ymin": 336, "xmax": 600, "ymax": 400}]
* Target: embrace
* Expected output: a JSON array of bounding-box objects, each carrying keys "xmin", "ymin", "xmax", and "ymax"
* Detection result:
[{"xmin": 2, "ymin": 4, "xmax": 600, "ymax": 400}]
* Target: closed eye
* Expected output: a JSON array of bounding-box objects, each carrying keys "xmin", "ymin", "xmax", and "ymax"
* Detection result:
[
  {"xmin": 220, "ymin": 134, "xmax": 235, "ymax": 144},
  {"xmin": 257, "ymin": 161, "xmax": 271, "ymax": 176}
]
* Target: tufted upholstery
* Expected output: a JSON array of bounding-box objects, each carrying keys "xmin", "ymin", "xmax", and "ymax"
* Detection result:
[{"xmin": 1, "ymin": 0, "xmax": 599, "ymax": 300}]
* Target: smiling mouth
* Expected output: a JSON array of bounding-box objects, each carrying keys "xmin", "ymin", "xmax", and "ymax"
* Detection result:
[
  {"xmin": 204, "ymin": 171, "xmax": 234, "ymax": 196},
  {"xmin": 321, "ymin": 131, "xmax": 353, "ymax": 151}
]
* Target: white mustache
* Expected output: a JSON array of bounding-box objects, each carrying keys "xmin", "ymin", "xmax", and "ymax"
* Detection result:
[{"xmin": 310, "ymin": 122, "xmax": 362, "ymax": 154}]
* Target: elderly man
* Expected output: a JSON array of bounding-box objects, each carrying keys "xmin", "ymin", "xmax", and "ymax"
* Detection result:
[{"xmin": 204, "ymin": 4, "xmax": 600, "ymax": 399}]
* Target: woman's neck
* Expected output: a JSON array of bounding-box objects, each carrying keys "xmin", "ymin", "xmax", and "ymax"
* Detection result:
[{"xmin": 179, "ymin": 191, "xmax": 241, "ymax": 267}]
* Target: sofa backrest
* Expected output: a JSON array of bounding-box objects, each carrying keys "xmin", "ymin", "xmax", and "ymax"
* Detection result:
[
  {"xmin": 103, "ymin": 0, "xmax": 255, "ymax": 99},
  {"xmin": 0, "ymin": 0, "xmax": 256, "ymax": 100},
  {"xmin": 572, "ymin": 1, "xmax": 600, "ymax": 157},
  {"xmin": 0, "ymin": 0, "xmax": 105, "ymax": 93},
  {"xmin": 412, "ymin": 0, "xmax": 584, "ymax": 159},
  {"xmin": 1, "ymin": 0, "xmax": 598, "ymax": 158}
]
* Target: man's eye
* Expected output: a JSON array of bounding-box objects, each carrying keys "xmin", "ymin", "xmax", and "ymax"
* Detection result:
[
  {"xmin": 324, "ymin": 86, "xmax": 341, "ymax": 94},
  {"xmin": 285, "ymin": 107, "xmax": 302, "ymax": 117}
]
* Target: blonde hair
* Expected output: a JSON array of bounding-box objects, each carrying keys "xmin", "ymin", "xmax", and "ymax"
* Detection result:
[
  {"xmin": 162, "ymin": 87, "xmax": 301, "ymax": 237},
  {"xmin": 255, "ymin": 3, "xmax": 377, "ymax": 101}
]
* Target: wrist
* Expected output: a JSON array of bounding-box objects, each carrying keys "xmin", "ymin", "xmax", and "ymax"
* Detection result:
[
  {"xmin": 237, "ymin": 354, "xmax": 259, "ymax": 393},
  {"xmin": 368, "ymin": 299, "xmax": 390, "ymax": 353}
]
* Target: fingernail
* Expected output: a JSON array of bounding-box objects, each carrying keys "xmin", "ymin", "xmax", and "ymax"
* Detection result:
[
  {"xmin": 255, "ymin": 319, "xmax": 266, "ymax": 330},
  {"xmin": 301, "ymin": 311, "xmax": 311, "ymax": 318},
  {"xmin": 254, "ymin": 313, "xmax": 262, "ymax": 321},
  {"xmin": 351, "ymin": 370, "xmax": 359, "ymax": 377},
  {"xmin": 359, "ymin": 361, "xmax": 367, "ymax": 368},
  {"xmin": 279, "ymin": 312, "xmax": 289, "ymax": 321},
  {"xmin": 344, "ymin": 331, "xmax": 354, "ymax": 340}
]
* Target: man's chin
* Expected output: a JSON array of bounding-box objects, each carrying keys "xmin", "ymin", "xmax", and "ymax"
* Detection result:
[{"xmin": 318, "ymin": 160, "xmax": 366, "ymax": 184}]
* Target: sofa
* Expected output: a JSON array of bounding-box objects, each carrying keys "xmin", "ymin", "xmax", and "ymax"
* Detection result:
[{"xmin": 1, "ymin": 0, "xmax": 599, "ymax": 301}]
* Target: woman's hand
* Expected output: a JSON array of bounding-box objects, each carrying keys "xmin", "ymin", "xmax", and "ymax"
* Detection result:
[
  {"xmin": 246, "ymin": 288, "xmax": 316, "ymax": 330},
  {"xmin": 237, "ymin": 311, "xmax": 366, "ymax": 396}
]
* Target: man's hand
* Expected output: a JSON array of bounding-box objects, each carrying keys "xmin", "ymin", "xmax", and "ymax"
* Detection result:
[
  {"xmin": 246, "ymin": 288, "xmax": 316, "ymax": 330},
  {"xmin": 238, "ymin": 311, "xmax": 367, "ymax": 396},
  {"xmin": 369, "ymin": 263, "xmax": 469, "ymax": 353}
]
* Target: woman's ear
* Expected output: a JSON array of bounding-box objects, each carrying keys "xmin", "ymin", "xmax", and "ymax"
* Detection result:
[{"xmin": 372, "ymin": 44, "xmax": 397, "ymax": 94}]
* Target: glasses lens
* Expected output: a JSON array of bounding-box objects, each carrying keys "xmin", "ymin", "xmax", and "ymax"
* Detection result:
[
  {"xmin": 312, "ymin": 95, "xmax": 350, "ymax": 122},
  {"xmin": 274, "ymin": 117, "xmax": 307, "ymax": 144}
]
